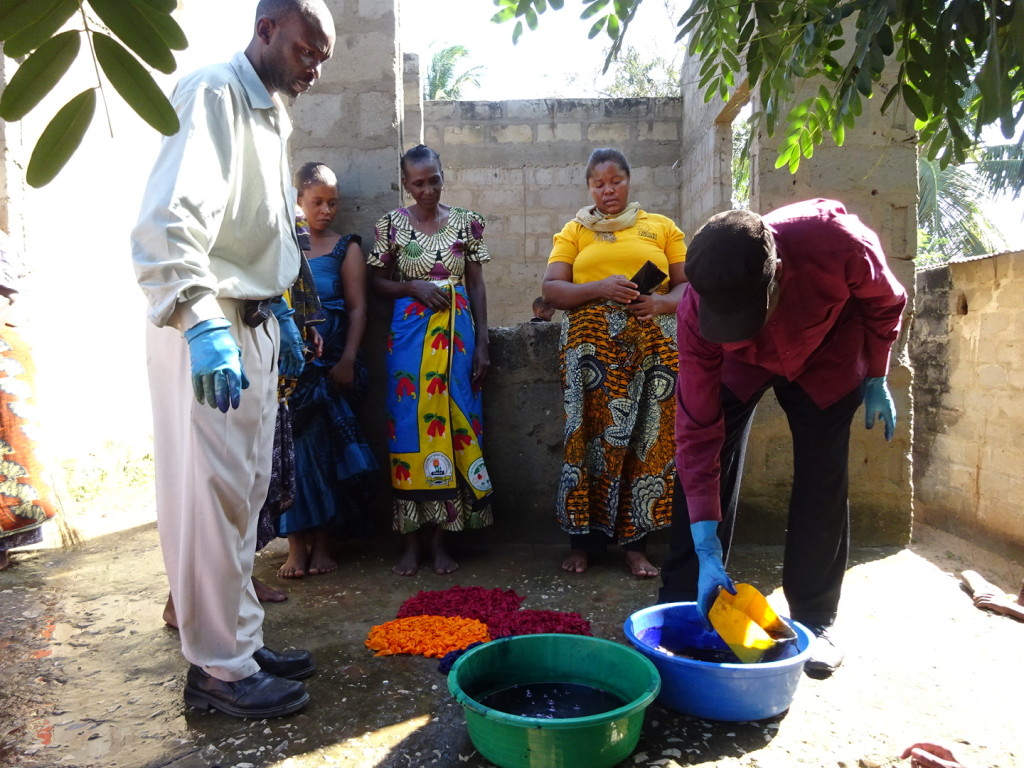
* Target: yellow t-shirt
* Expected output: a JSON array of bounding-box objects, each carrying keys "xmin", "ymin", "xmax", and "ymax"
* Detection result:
[{"xmin": 548, "ymin": 210, "xmax": 686, "ymax": 285}]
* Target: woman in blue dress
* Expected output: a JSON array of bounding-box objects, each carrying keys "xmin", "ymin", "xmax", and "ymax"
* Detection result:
[{"xmin": 277, "ymin": 162, "xmax": 377, "ymax": 578}]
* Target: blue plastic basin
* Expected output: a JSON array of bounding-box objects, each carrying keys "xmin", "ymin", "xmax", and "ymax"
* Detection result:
[{"xmin": 624, "ymin": 602, "xmax": 812, "ymax": 721}]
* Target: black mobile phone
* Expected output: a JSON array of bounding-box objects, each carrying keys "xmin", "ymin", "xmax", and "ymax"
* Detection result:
[{"xmin": 629, "ymin": 260, "xmax": 668, "ymax": 295}]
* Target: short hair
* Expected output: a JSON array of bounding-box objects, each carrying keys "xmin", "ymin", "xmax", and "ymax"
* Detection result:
[
  {"xmin": 532, "ymin": 296, "xmax": 551, "ymax": 313},
  {"xmin": 294, "ymin": 161, "xmax": 338, "ymax": 192},
  {"xmin": 256, "ymin": 0, "xmax": 322, "ymax": 24},
  {"xmin": 400, "ymin": 144, "xmax": 442, "ymax": 177},
  {"xmin": 585, "ymin": 148, "xmax": 630, "ymax": 181}
]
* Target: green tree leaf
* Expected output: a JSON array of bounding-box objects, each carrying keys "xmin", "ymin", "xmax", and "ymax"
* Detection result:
[
  {"xmin": 901, "ymin": 83, "xmax": 929, "ymax": 121},
  {"xmin": 133, "ymin": 0, "xmax": 177, "ymax": 12},
  {"xmin": 2, "ymin": 0, "xmax": 76, "ymax": 57},
  {"xmin": 484, "ymin": 0, "xmax": 1024, "ymax": 174},
  {"xmin": 0, "ymin": 30, "xmax": 79, "ymax": 121},
  {"xmin": 93, "ymin": 32, "xmax": 178, "ymax": 134},
  {"xmin": 26, "ymin": 88, "xmax": 96, "ymax": 188},
  {"xmin": 607, "ymin": 12, "xmax": 620, "ymax": 39},
  {"xmin": 135, "ymin": 1, "xmax": 187, "ymax": 51},
  {"xmin": 0, "ymin": 0, "xmax": 68, "ymax": 40},
  {"xmin": 86, "ymin": 0, "xmax": 175, "ymax": 73},
  {"xmin": 581, "ymin": 0, "xmax": 609, "ymax": 20}
]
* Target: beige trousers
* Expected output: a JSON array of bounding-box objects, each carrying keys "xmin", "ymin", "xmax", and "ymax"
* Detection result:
[{"xmin": 147, "ymin": 299, "xmax": 279, "ymax": 681}]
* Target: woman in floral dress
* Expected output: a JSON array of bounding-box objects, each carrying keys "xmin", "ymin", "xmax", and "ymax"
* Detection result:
[{"xmin": 368, "ymin": 145, "xmax": 492, "ymax": 576}]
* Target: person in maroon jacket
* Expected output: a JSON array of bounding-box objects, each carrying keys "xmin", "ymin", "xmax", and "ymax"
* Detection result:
[{"xmin": 661, "ymin": 199, "xmax": 907, "ymax": 676}]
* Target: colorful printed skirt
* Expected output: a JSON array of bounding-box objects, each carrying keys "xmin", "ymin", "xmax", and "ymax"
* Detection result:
[
  {"xmin": 0, "ymin": 327, "xmax": 58, "ymax": 552},
  {"xmin": 277, "ymin": 298, "xmax": 378, "ymax": 539},
  {"xmin": 386, "ymin": 284, "xmax": 492, "ymax": 534},
  {"xmin": 556, "ymin": 300, "xmax": 677, "ymax": 543}
]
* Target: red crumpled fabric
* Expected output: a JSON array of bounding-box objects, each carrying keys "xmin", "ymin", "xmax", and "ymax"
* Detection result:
[
  {"xmin": 487, "ymin": 609, "xmax": 593, "ymax": 639},
  {"xmin": 397, "ymin": 585, "xmax": 525, "ymax": 623}
]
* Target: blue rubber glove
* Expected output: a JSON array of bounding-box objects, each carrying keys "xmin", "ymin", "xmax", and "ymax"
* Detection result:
[
  {"xmin": 691, "ymin": 521, "xmax": 736, "ymax": 628},
  {"xmin": 270, "ymin": 298, "xmax": 305, "ymax": 379},
  {"xmin": 863, "ymin": 376, "xmax": 896, "ymax": 441},
  {"xmin": 184, "ymin": 318, "xmax": 249, "ymax": 412}
]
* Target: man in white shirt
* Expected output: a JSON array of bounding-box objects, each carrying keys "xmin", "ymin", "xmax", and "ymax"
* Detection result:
[{"xmin": 131, "ymin": 0, "xmax": 334, "ymax": 718}]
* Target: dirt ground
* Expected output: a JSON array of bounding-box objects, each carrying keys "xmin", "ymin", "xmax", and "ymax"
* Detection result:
[{"xmin": 0, "ymin": 496, "xmax": 1021, "ymax": 768}]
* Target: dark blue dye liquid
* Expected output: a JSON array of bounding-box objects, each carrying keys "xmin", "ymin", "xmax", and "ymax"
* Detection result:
[
  {"xmin": 637, "ymin": 627, "xmax": 741, "ymax": 662},
  {"xmin": 637, "ymin": 627, "xmax": 796, "ymax": 663},
  {"xmin": 478, "ymin": 682, "xmax": 627, "ymax": 719}
]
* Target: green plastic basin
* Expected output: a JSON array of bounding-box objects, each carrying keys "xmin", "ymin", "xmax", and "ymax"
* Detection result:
[{"xmin": 447, "ymin": 633, "xmax": 661, "ymax": 768}]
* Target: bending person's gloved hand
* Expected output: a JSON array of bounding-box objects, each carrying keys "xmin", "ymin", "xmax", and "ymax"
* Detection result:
[
  {"xmin": 185, "ymin": 318, "xmax": 249, "ymax": 412},
  {"xmin": 691, "ymin": 520, "xmax": 736, "ymax": 628},
  {"xmin": 863, "ymin": 376, "xmax": 896, "ymax": 441},
  {"xmin": 271, "ymin": 298, "xmax": 305, "ymax": 380}
]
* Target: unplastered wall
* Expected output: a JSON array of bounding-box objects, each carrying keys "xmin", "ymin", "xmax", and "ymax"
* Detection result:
[
  {"xmin": 422, "ymin": 98, "xmax": 683, "ymax": 327},
  {"xmin": 289, "ymin": 0, "xmax": 402, "ymax": 243},
  {"xmin": 913, "ymin": 252, "xmax": 1024, "ymax": 555}
]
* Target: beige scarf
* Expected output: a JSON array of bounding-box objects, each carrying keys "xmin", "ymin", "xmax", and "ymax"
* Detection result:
[{"xmin": 573, "ymin": 201, "xmax": 642, "ymax": 232}]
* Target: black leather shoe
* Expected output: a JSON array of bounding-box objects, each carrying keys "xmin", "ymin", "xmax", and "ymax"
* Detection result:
[
  {"xmin": 184, "ymin": 665, "xmax": 309, "ymax": 718},
  {"xmin": 253, "ymin": 645, "xmax": 316, "ymax": 680}
]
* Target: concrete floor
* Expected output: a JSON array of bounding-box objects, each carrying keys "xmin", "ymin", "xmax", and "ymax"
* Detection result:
[{"xmin": 0, "ymin": 521, "xmax": 1021, "ymax": 768}]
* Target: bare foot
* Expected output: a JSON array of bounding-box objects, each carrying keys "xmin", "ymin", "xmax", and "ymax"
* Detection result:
[
  {"xmin": 393, "ymin": 551, "xmax": 419, "ymax": 576},
  {"xmin": 277, "ymin": 558, "xmax": 307, "ymax": 579},
  {"xmin": 0, "ymin": 550, "xmax": 9, "ymax": 571},
  {"xmin": 307, "ymin": 530, "xmax": 337, "ymax": 576},
  {"xmin": 279, "ymin": 533, "xmax": 308, "ymax": 579},
  {"xmin": 308, "ymin": 555, "xmax": 337, "ymax": 575},
  {"xmin": 392, "ymin": 532, "xmax": 420, "ymax": 576},
  {"xmin": 624, "ymin": 550, "xmax": 659, "ymax": 579},
  {"xmin": 163, "ymin": 593, "xmax": 178, "ymax": 629},
  {"xmin": 430, "ymin": 527, "xmax": 459, "ymax": 575},
  {"xmin": 252, "ymin": 576, "xmax": 287, "ymax": 602},
  {"xmin": 561, "ymin": 549, "xmax": 588, "ymax": 573},
  {"xmin": 433, "ymin": 550, "xmax": 459, "ymax": 575}
]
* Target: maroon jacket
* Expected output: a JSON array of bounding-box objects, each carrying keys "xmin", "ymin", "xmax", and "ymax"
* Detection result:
[{"xmin": 674, "ymin": 199, "xmax": 907, "ymax": 523}]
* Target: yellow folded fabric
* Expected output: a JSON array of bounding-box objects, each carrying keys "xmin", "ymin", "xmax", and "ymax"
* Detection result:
[{"xmin": 709, "ymin": 583, "xmax": 795, "ymax": 663}]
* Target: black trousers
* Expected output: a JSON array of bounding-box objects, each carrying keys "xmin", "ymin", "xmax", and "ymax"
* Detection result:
[{"xmin": 658, "ymin": 377, "xmax": 865, "ymax": 627}]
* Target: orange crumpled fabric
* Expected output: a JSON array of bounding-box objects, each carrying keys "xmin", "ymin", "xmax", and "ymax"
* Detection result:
[{"xmin": 364, "ymin": 615, "xmax": 492, "ymax": 658}]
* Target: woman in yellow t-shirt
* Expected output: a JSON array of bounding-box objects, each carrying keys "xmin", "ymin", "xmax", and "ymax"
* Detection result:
[{"xmin": 542, "ymin": 148, "xmax": 687, "ymax": 578}]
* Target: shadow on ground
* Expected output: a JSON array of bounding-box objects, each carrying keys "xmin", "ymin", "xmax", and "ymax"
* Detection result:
[{"xmin": 0, "ymin": 522, "xmax": 1021, "ymax": 768}]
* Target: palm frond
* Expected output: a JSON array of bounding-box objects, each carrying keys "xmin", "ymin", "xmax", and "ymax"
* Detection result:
[
  {"xmin": 971, "ymin": 142, "xmax": 1024, "ymax": 202},
  {"xmin": 918, "ymin": 157, "xmax": 1007, "ymax": 260},
  {"xmin": 425, "ymin": 45, "xmax": 483, "ymax": 101}
]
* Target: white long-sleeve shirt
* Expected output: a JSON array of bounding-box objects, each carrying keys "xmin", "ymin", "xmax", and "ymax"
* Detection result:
[{"xmin": 131, "ymin": 51, "xmax": 300, "ymax": 331}]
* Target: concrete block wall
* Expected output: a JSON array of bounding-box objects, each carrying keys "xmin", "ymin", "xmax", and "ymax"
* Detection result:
[
  {"xmin": 401, "ymin": 52, "xmax": 423, "ymax": 148},
  {"xmin": 0, "ymin": 53, "xmax": 25, "ymax": 244},
  {"xmin": 288, "ymin": 0, "xmax": 402, "ymax": 242},
  {"xmin": 477, "ymin": 321, "xmax": 565, "ymax": 543},
  {"xmin": 676, "ymin": 57, "xmax": 747, "ymax": 237},
  {"xmin": 421, "ymin": 98, "xmax": 683, "ymax": 327},
  {"xmin": 912, "ymin": 252, "xmax": 1024, "ymax": 556}
]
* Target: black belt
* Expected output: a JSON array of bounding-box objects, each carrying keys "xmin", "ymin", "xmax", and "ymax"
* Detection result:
[{"xmin": 242, "ymin": 298, "xmax": 274, "ymax": 328}]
